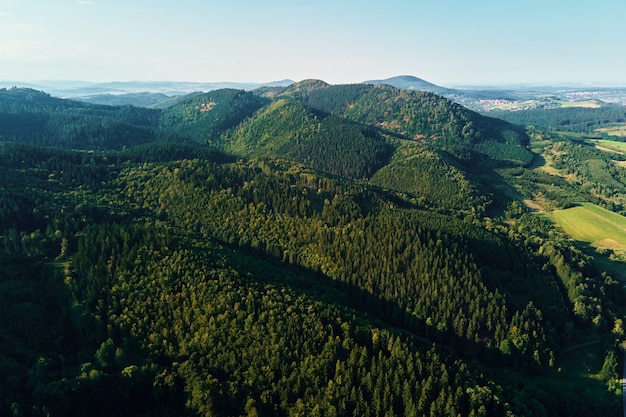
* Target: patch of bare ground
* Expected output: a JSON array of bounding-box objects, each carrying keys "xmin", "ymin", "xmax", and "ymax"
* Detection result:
[
  {"xmin": 594, "ymin": 239, "xmax": 626, "ymax": 251},
  {"xmin": 523, "ymin": 199, "xmax": 546, "ymax": 213},
  {"xmin": 595, "ymin": 144, "xmax": 624, "ymax": 155},
  {"xmin": 537, "ymin": 161, "xmax": 578, "ymax": 182}
]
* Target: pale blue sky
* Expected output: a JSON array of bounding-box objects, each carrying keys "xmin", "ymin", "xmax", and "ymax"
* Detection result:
[{"xmin": 1, "ymin": 0, "xmax": 625, "ymax": 86}]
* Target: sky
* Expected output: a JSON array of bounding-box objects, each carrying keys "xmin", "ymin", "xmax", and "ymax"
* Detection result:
[{"xmin": 1, "ymin": 0, "xmax": 625, "ymax": 86}]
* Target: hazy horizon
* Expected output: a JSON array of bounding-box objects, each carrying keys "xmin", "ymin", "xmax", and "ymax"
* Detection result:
[{"xmin": 3, "ymin": 77, "xmax": 626, "ymax": 91}]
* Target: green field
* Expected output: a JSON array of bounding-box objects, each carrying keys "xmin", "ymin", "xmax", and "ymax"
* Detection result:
[
  {"xmin": 550, "ymin": 202, "xmax": 626, "ymax": 252},
  {"xmin": 592, "ymin": 139, "xmax": 626, "ymax": 153}
]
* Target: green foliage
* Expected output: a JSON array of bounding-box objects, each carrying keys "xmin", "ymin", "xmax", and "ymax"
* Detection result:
[
  {"xmin": 224, "ymin": 99, "xmax": 393, "ymax": 179},
  {"xmin": 1, "ymin": 144, "xmax": 621, "ymax": 416},
  {"xmin": 0, "ymin": 88, "xmax": 161, "ymax": 149},
  {"xmin": 281, "ymin": 82, "xmax": 531, "ymax": 159},
  {"xmin": 0, "ymin": 83, "xmax": 624, "ymax": 416},
  {"xmin": 369, "ymin": 142, "xmax": 489, "ymax": 213},
  {"xmin": 546, "ymin": 140, "xmax": 626, "ymax": 209},
  {"xmin": 160, "ymin": 89, "xmax": 268, "ymax": 143},
  {"xmin": 491, "ymin": 106, "xmax": 626, "ymax": 134},
  {"xmin": 224, "ymin": 99, "xmax": 318, "ymax": 156},
  {"xmin": 474, "ymin": 140, "xmax": 534, "ymax": 166},
  {"xmin": 498, "ymin": 165, "xmax": 585, "ymax": 211},
  {"xmin": 600, "ymin": 349, "xmax": 619, "ymax": 381}
]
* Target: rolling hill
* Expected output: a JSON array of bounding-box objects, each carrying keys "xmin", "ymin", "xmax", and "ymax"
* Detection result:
[
  {"xmin": 364, "ymin": 75, "xmax": 453, "ymax": 95},
  {"xmin": 0, "ymin": 87, "xmax": 161, "ymax": 149},
  {"xmin": 0, "ymin": 81, "xmax": 624, "ymax": 416},
  {"xmin": 278, "ymin": 80, "xmax": 531, "ymax": 150}
]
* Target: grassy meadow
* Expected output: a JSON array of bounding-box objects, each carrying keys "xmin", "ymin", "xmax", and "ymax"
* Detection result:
[
  {"xmin": 551, "ymin": 203, "xmax": 626, "ymax": 250},
  {"xmin": 549, "ymin": 202, "xmax": 626, "ymax": 283},
  {"xmin": 592, "ymin": 138, "xmax": 626, "ymax": 153}
]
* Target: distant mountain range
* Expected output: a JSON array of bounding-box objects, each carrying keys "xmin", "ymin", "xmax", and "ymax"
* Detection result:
[
  {"xmin": 3, "ymin": 76, "xmax": 626, "ymax": 110},
  {"xmin": 0, "ymin": 79, "xmax": 295, "ymax": 104}
]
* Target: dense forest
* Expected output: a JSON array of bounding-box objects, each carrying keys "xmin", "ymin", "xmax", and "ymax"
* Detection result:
[
  {"xmin": 489, "ymin": 106, "xmax": 626, "ymax": 135},
  {"xmin": 1, "ymin": 85, "xmax": 625, "ymax": 416}
]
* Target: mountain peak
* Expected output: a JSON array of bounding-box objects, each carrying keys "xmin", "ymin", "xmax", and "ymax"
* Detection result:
[
  {"xmin": 363, "ymin": 75, "xmax": 450, "ymax": 94},
  {"xmin": 288, "ymin": 79, "xmax": 330, "ymax": 91}
]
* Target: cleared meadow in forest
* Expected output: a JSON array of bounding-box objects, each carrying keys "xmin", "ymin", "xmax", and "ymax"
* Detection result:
[{"xmin": 550, "ymin": 202, "xmax": 626, "ymax": 253}]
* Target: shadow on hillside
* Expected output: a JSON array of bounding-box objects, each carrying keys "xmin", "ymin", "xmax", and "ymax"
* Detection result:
[
  {"xmin": 222, "ymin": 239, "xmax": 537, "ymax": 371},
  {"xmin": 528, "ymin": 153, "xmax": 547, "ymax": 170}
]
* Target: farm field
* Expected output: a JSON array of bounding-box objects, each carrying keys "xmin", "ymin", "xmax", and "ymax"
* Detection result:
[{"xmin": 550, "ymin": 202, "xmax": 626, "ymax": 253}]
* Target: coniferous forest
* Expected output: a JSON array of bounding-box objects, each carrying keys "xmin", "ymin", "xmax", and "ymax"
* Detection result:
[{"xmin": 1, "ymin": 83, "xmax": 625, "ymax": 416}]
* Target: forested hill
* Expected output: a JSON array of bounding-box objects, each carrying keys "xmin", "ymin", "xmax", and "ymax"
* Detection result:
[
  {"xmin": 1, "ymin": 81, "xmax": 625, "ymax": 416},
  {"xmin": 275, "ymin": 81, "xmax": 531, "ymax": 151},
  {"xmin": 0, "ymin": 83, "xmax": 540, "ymax": 226},
  {"xmin": 1, "ymin": 84, "xmax": 532, "ymax": 166},
  {"xmin": 363, "ymin": 75, "xmax": 453, "ymax": 95},
  {"xmin": 0, "ymin": 87, "xmax": 268, "ymax": 149},
  {"xmin": 159, "ymin": 88, "xmax": 269, "ymax": 142},
  {"xmin": 1, "ymin": 138, "xmax": 623, "ymax": 416},
  {"xmin": 0, "ymin": 87, "xmax": 161, "ymax": 149},
  {"xmin": 222, "ymin": 98, "xmax": 394, "ymax": 179}
]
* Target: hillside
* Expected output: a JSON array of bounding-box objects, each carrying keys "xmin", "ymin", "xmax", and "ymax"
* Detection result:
[
  {"xmin": 159, "ymin": 88, "xmax": 269, "ymax": 143},
  {"xmin": 76, "ymin": 92, "xmax": 170, "ymax": 107},
  {"xmin": 490, "ymin": 105, "xmax": 626, "ymax": 135},
  {"xmin": 2, "ymin": 141, "xmax": 623, "ymax": 416},
  {"xmin": 278, "ymin": 81, "xmax": 532, "ymax": 157},
  {"xmin": 0, "ymin": 87, "xmax": 161, "ymax": 149},
  {"xmin": 223, "ymin": 98, "xmax": 393, "ymax": 179},
  {"xmin": 364, "ymin": 75, "xmax": 453, "ymax": 95},
  {"xmin": 217, "ymin": 81, "xmax": 535, "ymax": 212},
  {"xmin": 0, "ymin": 87, "xmax": 268, "ymax": 149},
  {"xmin": 1, "ymin": 82, "xmax": 625, "ymax": 416}
]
